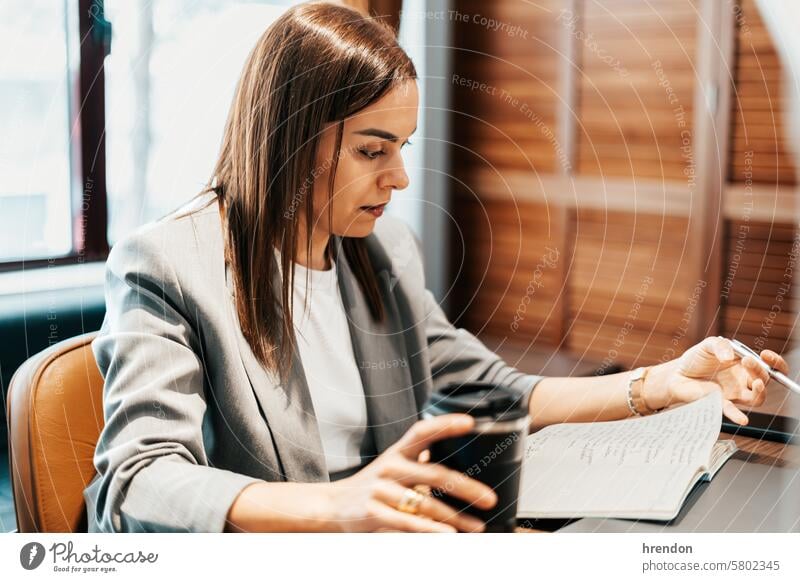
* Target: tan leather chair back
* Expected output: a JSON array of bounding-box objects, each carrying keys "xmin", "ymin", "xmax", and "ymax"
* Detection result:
[{"xmin": 7, "ymin": 332, "xmax": 104, "ymax": 532}]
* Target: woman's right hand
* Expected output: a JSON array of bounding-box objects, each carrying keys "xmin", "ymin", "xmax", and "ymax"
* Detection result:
[{"xmin": 325, "ymin": 413, "xmax": 497, "ymax": 533}]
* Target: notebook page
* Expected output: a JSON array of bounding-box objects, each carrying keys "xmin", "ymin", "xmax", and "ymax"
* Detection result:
[
  {"xmin": 703, "ymin": 440, "xmax": 739, "ymax": 481},
  {"xmin": 518, "ymin": 391, "xmax": 723, "ymax": 518}
]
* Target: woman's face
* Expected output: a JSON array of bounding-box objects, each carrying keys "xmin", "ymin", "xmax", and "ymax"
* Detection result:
[{"xmin": 308, "ymin": 80, "xmax": 418, "ymax": 239}]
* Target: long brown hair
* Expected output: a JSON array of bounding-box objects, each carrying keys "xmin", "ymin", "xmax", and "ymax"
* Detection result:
[{"xmin": 205, "ymin": 1, "xmax": 416, "ymax": 382}]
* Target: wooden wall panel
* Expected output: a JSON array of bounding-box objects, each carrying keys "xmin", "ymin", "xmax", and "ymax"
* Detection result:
[
  {"xmin": 721, "ymin": 0, "xmax": 798, "ymax": 354},
  {"xmin": 576, "ymin": 0, "xmax": 699, "ymax": 181},
  {"xmin": 720, "ymin": 219, "xmax": 798, "ymax": 353},
  {"xmin": 451, "ymin": 0, "xmax": 564, "ymax": 175},
  {"xmin": 450, "ymin": 195, "xmax": 564, "ymax": 346},
  {"xmin": 728, "ymin": 0, "xmax": 797, "ymax": 185},
  {"xmin": 450, "ymin": 0, "xmax": 568, "ymax": 348},
  {"xmin": 566, "ymin": 208, "xmax": 698, "ymax": 366},
  {"xmin": 449, "ymin": 0, "xmax": 797, "ymax": 368}
]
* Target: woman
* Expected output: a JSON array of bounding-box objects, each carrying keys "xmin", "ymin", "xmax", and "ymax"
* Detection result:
[{"xmin": 84, "ymin": 1, "xmax": 787, "ymax": 533}]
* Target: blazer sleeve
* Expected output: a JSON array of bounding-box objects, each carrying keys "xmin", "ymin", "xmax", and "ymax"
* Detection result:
[
  {"xmin": 86, "ymin": 230, "xmax": 261, "ymax": 533},
  {"xmin": 408, "ymin": 229, "xmax": 546, "ymax": 399},
  {"xmin": 423, "ymin": 289, "xmax": 545, "ymax": 398}
]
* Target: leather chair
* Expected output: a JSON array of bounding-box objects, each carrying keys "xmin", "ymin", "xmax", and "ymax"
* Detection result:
[{"xmin": 6, "ymin": 332, "xmax": 104, "ymax": 532}]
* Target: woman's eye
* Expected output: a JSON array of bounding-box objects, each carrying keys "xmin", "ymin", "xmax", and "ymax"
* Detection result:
[{"xmin": 358, "ymin": 147, "xmax": 384, "ymax": 160}]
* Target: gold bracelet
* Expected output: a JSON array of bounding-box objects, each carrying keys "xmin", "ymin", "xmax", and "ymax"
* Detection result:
[{"xmin": 626, "ymin": 366, "xmax": 656, "ymax": 416}]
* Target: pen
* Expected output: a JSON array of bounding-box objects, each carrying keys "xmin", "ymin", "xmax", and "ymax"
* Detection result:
[{"xmin": 730, "ymin": 338, "xmax": 800, "ymax": 396}]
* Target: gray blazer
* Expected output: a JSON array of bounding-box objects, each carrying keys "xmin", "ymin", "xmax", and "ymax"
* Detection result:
[{"xmin": 84, "ymin": 195, "xmax": 544, "ymax": 532}]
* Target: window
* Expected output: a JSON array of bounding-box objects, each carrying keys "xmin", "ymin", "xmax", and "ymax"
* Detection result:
[
  {"xmin": 0, "ymin": 0, "xmax": 301, "ymax": 269},
  {"xmin": 0, "ymin": 0, "xmax": 79, "ymax": 262},
  {"xmin": 104, "ymin": 0, "xmax": 301, "ymax": 243}
]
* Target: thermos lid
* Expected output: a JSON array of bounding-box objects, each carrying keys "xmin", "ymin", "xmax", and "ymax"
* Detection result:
[{"xmin": 425, "ymin": 381, "xmax": 530, "ymax": 422}]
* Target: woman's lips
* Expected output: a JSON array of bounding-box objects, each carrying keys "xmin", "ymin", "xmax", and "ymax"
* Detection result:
[{"xmin": 360, "ymin": 203, "xmax": 387, "ymax": 217}]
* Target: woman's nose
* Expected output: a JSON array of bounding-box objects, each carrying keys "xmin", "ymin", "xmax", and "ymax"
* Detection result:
[{"xmin": 380, "ymin": 162, "xmax": 409, "ymax": 191}]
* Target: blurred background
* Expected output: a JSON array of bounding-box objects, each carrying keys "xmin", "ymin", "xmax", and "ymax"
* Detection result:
[{"xmin": 1, "ymin": 0, "xmax": 798, "ymax": 531}]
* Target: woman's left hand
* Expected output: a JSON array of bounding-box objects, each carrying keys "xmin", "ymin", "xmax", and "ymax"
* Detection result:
[{"xmin": 643, "ymin": 336, "xmax": 789, "ymax": 425}]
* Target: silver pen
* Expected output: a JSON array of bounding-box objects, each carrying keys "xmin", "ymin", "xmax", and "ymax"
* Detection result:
[{"xmin": 730, "ymin": 338, "xmax": 800, "ymax": 395}]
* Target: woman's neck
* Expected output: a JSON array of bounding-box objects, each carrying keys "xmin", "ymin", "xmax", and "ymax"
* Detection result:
[
  {"xmin": 294, "ymin": 224, "xmax": 332, "ymax": 271},
  {"xmin": 294, "ymin": 242, "xmax": 332, "ymax": 270}
]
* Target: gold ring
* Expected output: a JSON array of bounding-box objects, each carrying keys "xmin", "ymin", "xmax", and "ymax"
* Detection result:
[
  {"xmin": 397, "ymin": 487, "xmax": 426, "ymax": 515},
  {"xmin": 412, "ymin": 484, "xmax": 432, "ymax": 497}
]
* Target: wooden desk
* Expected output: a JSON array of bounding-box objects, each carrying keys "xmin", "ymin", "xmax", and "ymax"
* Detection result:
[{"xmin": 728, "ymin": 433, "xmax": 800, "ymax": 469}]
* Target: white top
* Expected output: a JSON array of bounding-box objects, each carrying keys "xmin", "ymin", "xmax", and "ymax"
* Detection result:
[{"xmin": 287, "ymin": 256, "xmax": 370, "ymax": 476}]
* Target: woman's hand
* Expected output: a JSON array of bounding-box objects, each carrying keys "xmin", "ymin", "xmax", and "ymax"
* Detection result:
[
  {"xmin": 325, "ymin": 414, "xmax": 496, "ymax": 533},
  {"xmin": 643, "ymin": 336, "xmax": 788, "ymax": 425}
]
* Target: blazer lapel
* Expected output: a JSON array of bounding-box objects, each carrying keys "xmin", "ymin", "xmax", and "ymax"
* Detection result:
[
  {"xmin": 224, "ymin": 261, "xmax": 328, "ymax": 483},
  {"xmin": 334, "ymin": 236, "xmax": 418, "ymax": 454}
]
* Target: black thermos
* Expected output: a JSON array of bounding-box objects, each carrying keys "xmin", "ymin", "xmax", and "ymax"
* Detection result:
[{"xmin": 423, "ymin": 381, "xmax": 530, "ymax": 532}]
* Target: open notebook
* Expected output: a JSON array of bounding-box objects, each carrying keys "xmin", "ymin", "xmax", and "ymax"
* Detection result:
[{"xmin": 517, "ymin": 390, "xmax": 738, "ymax": 521}]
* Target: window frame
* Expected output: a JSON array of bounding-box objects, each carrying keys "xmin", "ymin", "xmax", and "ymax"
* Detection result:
[{"xmin": 0, "ymin": 0, "xmax": 110, "ymax": 272}]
